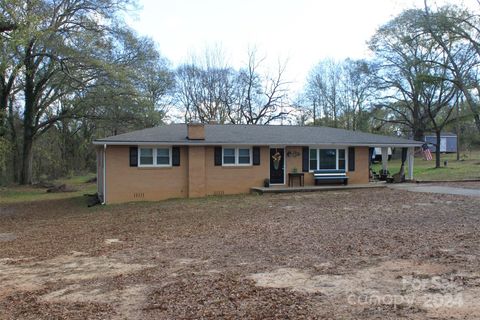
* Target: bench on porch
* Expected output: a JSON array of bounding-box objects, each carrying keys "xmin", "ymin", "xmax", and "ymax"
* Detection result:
[{"xmin": 313, "ymin": 169, "xmax": 349, "ymax": 185}]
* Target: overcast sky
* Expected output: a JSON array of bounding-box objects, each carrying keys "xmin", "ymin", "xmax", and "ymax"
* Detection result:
[{"xmin": 126, "ymin": 0, "xmax": 477, "ymax": 94}]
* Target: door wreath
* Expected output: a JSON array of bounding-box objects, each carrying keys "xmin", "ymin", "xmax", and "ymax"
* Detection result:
[{"xmin": 272, "ymin": 150, "xmax": 282, "ymax": 170}]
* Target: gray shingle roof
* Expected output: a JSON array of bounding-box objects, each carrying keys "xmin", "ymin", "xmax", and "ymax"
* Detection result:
[{"xmin": 94, "ymin": 124, "xmax": 423, "ymax": 147}]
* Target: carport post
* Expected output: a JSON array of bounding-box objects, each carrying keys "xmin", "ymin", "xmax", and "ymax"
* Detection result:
[
  {"xmin": 407, "ymin": 147, "xmax": 414, "ymax": 180},
  {"xmin": 381, "ymin": 147, "xmax": 389, "ymax": 172}
]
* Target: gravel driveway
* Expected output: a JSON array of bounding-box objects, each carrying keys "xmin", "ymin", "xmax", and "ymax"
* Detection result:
[{"xmin": 389, "ymin": 183, "xmax": 480, "ymax": 197}]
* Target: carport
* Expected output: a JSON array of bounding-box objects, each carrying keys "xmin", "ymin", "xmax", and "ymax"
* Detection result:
[{"xmin": 374, "ymin": 146, "xmax": 417, "ymax": 181}]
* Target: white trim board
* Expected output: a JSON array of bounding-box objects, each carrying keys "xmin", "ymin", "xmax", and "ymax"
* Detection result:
[{"xmin": 138, "ymin": 146, "xmax": 172, "ymax": 167}]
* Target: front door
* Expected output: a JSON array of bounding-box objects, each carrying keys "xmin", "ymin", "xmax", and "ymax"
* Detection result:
[{"xmin": 270, "ymin": 148, "xmax": 285, "ymax": 184}]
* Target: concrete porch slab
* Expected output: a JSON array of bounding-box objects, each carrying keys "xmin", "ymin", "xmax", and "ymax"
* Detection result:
[{"xmin": 251, "ymin": 182, "xmax": 386, "ymax": 195}]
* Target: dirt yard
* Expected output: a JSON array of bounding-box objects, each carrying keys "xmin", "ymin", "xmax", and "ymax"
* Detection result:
[{"xmin": 1, "ymin": 184, "xmax": 480, "ymax": 319}]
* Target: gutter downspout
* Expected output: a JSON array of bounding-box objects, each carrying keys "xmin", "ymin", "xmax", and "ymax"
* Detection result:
[{"xmin": 102, "ymin": 144, "xmax": 107, "ymax": 205}]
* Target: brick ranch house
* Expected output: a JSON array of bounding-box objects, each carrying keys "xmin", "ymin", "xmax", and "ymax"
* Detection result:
[{"xmin": 93, "ymin": 123, "xmax": 423, "ymax": 204}]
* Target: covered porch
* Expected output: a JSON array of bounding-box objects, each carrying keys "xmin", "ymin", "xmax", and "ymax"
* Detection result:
[
  {"xmin": 277, "ymin": 145, "xmax": 417, "ymax": 189},
  {"xmin": 267, "ymin": 144, "xmax": 418, "ymax": 192},
  {"xmin": 372, "ymin": 146, "xmax": 416, "ymax": 182}
]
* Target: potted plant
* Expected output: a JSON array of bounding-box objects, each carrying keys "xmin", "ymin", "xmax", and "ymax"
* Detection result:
[
  {"xmin": 264, "ymin": 178, "xmax": 270, "ymax": 187},
  {"xmin": 292, "ymin": 167, "xmax": 298, "ymax": 173}
]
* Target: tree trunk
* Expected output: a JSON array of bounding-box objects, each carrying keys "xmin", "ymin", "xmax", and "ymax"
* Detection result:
[
  {"xmin": 473, "ymin": 113, "xmax": 480, "ymax": 133},
  {"xmin": 21, "ymin": 84, "xmax": 35, "ymax": 185},
  {"xmin": 20, "ymin": 133, "xmax": 33, "ymax": 184},
  {"xmin": 459, "ymin": 87, "xmax": 480, "ymax": 133},
  {"xmin": 312, "ymin": 100, "xmax": 316, "ymax": 125},
  {"xmin": 0, "ymin": 93, "xmax": 7, "ymax": 184},
  {"xmin": 411, "ymin": 100, "xmax": 425, "ymax": 141},
  {"xmin": 10, "ymin": 139, "xmax": 19, "ymax": 183},
  {"xmin": 0, "ymin": 93, "xmax": 7, "ymax": 138},
  {"xmin": 456, "ymin": 99, "xmax": 460, "ymax": 161},
  {"xmin": 20, "ymin": 41, "xmax": 36, "ymax": 185},
  {"xmin": 7, "ymin": 96, "xmax": 19, "ymax": 182},
  {"xmin": 435, "ymin": 130, "xmax": 441, "ymax": 168},
  {"xmin": 413, "ymin": 127, "xmax": 424, "ymax": 142}
]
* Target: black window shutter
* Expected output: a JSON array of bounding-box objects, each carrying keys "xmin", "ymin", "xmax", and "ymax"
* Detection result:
[
  {"xmin": 302, "ymin": 147, "xmax": 309, "ymax": 172},
  {"xmin": 252, "ymin": 147, "xmax": 260, "ymax": 165},
  {"xmin": 348, "ymin": 147, "xmax": 355, "ymax": 171},
  {"xmin": 172, "ymin": 146, "xmax": 180, "ymax": 166},
  {"xmin": 214, "ymin": 146, "xmax": 222, "ymax": 166},
  {"xmin": 129, "ymin": 146, "xmax": 138, "ymax": 167}
]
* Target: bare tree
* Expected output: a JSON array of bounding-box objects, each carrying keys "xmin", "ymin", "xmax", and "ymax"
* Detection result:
[
  {"xmin": 340, "ymin": 59, "xmax": 376, "ymax": 130},
  {"xmin": 175, "ymin": 48, "xmax": 292, "ymax": 125},
  {"xmin": 175, "ymin": 64, "xmax": 236, "ymax": 124},
  {"xmin": 235, "ymin": 50, "xmax": 291, "ymax": 124},
  {"xmin": 305, "ymin": 59, "xmax": 342, "ymax": 127},
  {"xmin": 304, "ymin": 58, "xmax": 375, "ymax": 130},
  {"xmin": 175, "ymin": 48, "xmax": 237, "ymax": 123}
]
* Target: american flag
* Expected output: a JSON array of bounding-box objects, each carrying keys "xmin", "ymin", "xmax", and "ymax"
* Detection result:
[{"xmin": 422, "ymin": 143, "xmax": 433, "ymax": 161}]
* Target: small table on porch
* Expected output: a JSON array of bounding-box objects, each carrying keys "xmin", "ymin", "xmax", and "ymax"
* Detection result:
[{"xmin": 288, "ymin": 172, "xmax": 305, "ymax": 187}]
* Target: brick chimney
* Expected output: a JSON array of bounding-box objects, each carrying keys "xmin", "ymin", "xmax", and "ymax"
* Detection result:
[{"xmin": 187, "ymin": 123, "xmax": 205, "ymax": 140}]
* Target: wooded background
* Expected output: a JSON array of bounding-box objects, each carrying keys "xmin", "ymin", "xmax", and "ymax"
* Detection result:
[{"xmin": 1, "ymin": 0, "xmax": 480, "ymax": 185}]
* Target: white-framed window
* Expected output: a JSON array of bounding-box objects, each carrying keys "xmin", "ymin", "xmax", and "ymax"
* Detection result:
[
  {"xmin": 138, "ymin": 147, "xmax": 171, "ymax": 167},
  {"xmin": 222, "ymin": 147, "xmax": 252, "ymax": 166},
  {"xmin": 309, "ymin": 148, "xmax": 346, "ymax": 171}
]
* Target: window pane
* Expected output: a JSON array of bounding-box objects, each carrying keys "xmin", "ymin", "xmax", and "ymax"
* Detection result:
[
  {"xmin": 238, "ymin": 148, "xmax": 250, "ymax": 157},
  {"xmin": 157, "ymin": 148, "xmax": 169, "ymax": 157},
  {"xmin": 140, "ymin": 148, "xmax": 153, "ymax": 165},
  {"xmin": 223, "ymin": 148, "xmax": 235, "ymax": 156},
  {"xmin": 238, "ymin": 148, "xmax": 250, "ymax": 164},
  {"xmin": 310, "ymin": 159, "xmax": 317, "ymax": 170},
  {"xmin": 157, "ymin": 157, "xmax": 169, "ymax": 165},
  {"xmin": 140, "ymin": 148, "xmax": 153, "ymax": 157},
  {"xmin": 238, "ymin": 157, "xmax": 250, "ymax": 164},
  {"xmin": 319, "ymin": 149, "xmax": 336, "ymax": 169},
  {"xmin": 224, "ymin": 156, "xmax": 235, "ymax": 164},
  {"xmin": 223, "ymin": 148, "xmax": 235, "ymax": 164},
  {"xmin": 140, "ymin": 157, "xmax": 154, "ymax": 165},
  {"xmin": 339, "ymin": 149, "xmax": 345, "ymax": 159},
  {"xmin": 156, "ymin": 148, "xmax": 170, "ymax": 165}
]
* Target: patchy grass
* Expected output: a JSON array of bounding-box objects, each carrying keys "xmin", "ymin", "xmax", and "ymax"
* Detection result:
[
  {"xmin": 54, "ymin": 173, "xmax": 96, "ymax": 186},
  {"xmin": 0, "ymin": 174, "xmax": 96, "ymax": 204},
  {"xmin": 372, "ymin": 150, "xmax": 480, "ymax": 181}
]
